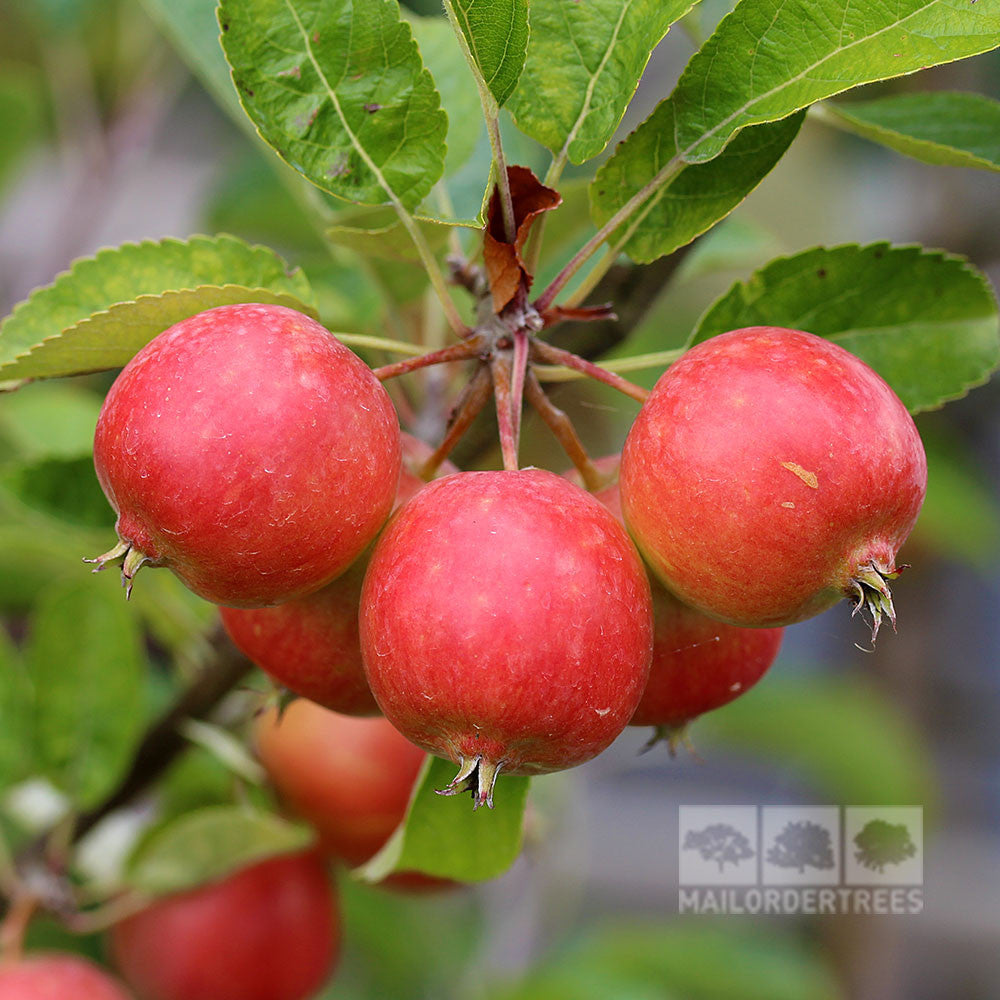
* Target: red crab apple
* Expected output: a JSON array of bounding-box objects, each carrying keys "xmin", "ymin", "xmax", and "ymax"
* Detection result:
[
  {"xmin": 564, "ymin": 456, "xmax": 783, "ymax": 750},
  {"xmin": 90, "ymin": 303, "xmax": 401, "ymax": 607},
  {"xmin": 254, "ymin": 701, "xmax": 455, "ymax": 892},
  {"xmin": 219, "ymin": 435, "xmax": 457, "ymax": 714},
  {"xmin": 109, "ymin": 852, "xmax": 338, "ymax": 1000},
  {"xmin": 360, "ymin": 468, "xmax": 654, "ymax": 808},
  {"xmin": 0, "ymin": 954, "xmax": 132, "ymax": 1000},
  {"xmin": 620, "ymin": 327, "xmax": 927, "ymax": 636}
]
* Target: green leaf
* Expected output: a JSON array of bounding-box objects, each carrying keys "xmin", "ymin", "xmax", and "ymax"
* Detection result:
[
  {"xmin": 590, "ymin": 109, "xmax": 803, "ymax": 263},
  {"xmin": 816, "ymin": 91, "xmax": 1000, "ymax": 172},
  {"xmin": 219, "ymin": 0, "xmax": 447, "ymax": 210},
  {"xmin": 327, "ymin": 205, "xmax": 459, "ymax": 262},
  {"xmin": 408, "ymin": 14, "xmax": 484, "ymax": 175},
  {"xmin": 490, "ymin": 923, "xmax": 840, "ymax": 1000},
  {"xmin": 0, "ymin": 235, "xmax": 316, "ymax": 380},
  {"xmin": 448, "ymin": 0, "xmax": 528, "ymax": 108},
  {"xmin": 700, "ymin": 675, "xmax": 935, "ymax": 810},
  {"xmin": 127, "ymin": 806, "xmax": 313, "ymax": 896},
  {"xmin": 0, "ymin": 384, "xmax": 101, "ymax": 463},
  {"xmin": 509, "ymin": 0, "xmax": 692, "ymax": 164},
  {"xmin": 357, "ymin": 755, "xmax": 529, "ymax": 884},
  {"xmin": 671, "ymin": 0, "xmax": 1000, "ymax": 165},
  {"xmin": 691, "ymin": 243, "xmax": 1000, "ymax": 413},
  {"xmin": 0, "ymin": 628, "xmax": 34, "ymax": 790},
  {"xmin": 26, "ymin": 578, "xmax": 145, "ymax": 809}
]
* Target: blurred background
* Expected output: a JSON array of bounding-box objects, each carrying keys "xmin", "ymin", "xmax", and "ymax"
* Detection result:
[{"xmin": 0, "ymin": 0, "xmax": 998, "ymax": 997}]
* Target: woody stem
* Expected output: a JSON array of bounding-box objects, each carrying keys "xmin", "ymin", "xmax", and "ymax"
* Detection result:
[
  {"xmin": 530, "ymin": 340, "xmax": 650, "ymax": 403},
  {"xmin": 373, "ymin": 338, "xmax": 484, "ymax": 381},
  {"xmin": 417, "ymin": 364, "xmax": 492, "ymax": 479},
  {"xmin": 524, "ymin": 372, "xmax": 607, "ymax": 492}
]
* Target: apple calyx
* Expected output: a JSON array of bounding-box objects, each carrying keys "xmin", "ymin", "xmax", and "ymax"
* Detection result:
[
  {"xmin": 640, "ymin": 723, "xmax": 701, "ymax": 760},
  {"xmin": 848, "ymin": 560, "xmax": 904, "ymax": 643},
  {"xmin": 435, "ymin": 755, "xmax": 503, "ymax": 810},
  {"xmin": 84, "ymin": 539, "xmax": 152, "ymax": 599}
]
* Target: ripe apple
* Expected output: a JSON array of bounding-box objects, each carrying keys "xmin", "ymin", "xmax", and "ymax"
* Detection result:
[
  {"xmin": 109, "ymin": 852, "xmax": 337, "ymax": 1000},
  {"xmin": 360, "ymin": 469, "xmax": 654, "ymax": 807},
  {"xmin": 91, "ymin": 303, "xmax": 401, "ymax": 607},
  {"xmin": 254, "ymin": 700, "xmax": 455, "ymax": 892},
  {"xmin": 0, "ymin": 954, "xmax": 132, "ymax": 1000},
  {"xmin": 621, "ymin": 327, "xmax": 926, "ymax": 635}
]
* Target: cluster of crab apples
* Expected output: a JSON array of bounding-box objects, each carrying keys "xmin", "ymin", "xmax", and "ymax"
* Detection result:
[{"xmin": 89, "ymin": 303, "xmax": 927, "ymax": 810}]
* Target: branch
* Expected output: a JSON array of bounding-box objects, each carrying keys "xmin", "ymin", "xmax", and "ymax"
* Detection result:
[
  {"xmin": 373, "ymin": 337, "xmax": 484, "ymax": 381},
  {"xmin": 530, "ymin": 340, "xmax": 649, "ymax": 404},
  {"xmin": 524, "ymin": 372, "xmax": 606, "ymax": 491}
]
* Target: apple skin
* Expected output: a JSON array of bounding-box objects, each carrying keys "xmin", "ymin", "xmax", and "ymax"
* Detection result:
[
  {"xmin": 620, "ymin": 327, "xmax": 927, "ymax": 629},
  {"xmin": 218, "ymin": 435, "xmax": 456, "ymax": 714},
  {"xmin": 359, "ymin": 469, "xmax": 653, "ymax": 801},
  {"xmin": 564, "ymin": 457, "xmax": 782, "ymax": 733},
  {"xmin": 254, "ymin": 701, "xmax": 455, "ymax": 892},
  {"xmin": 109, "ymin": 852, "xmax": 337, "ymax": 1000},
  {"xmin": 633, "ymin": 585, "xmax": 783, "ymax": 730},
  {"xmin": 0, "ymin": 954, "xmax": 132, "ymax": 1000},
  {"xmin": 254, "ymin": 701, "xmax": 423, "ymax": 867},
  {"xmin": 93, "ymin": 303, "xmax": 401, "ymax": 607}
]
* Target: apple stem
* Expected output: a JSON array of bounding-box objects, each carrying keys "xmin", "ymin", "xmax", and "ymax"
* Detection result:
[
  {"xmin": 0, "ymin": 892, "xmax": 37, "ymax": 964},
  {"xmin": 524, "ymin": 372, "xmax": 607, "ymax": 492},
  {"xmin": 435, "ymin": 755, "xmax": 503, "ymax": 810},
  {"xmin": 530, "ymin": 340, "xmax": 650, "ymax": 404},
  {"xmin": 373, "ymin": 338, "xmax": 484, "ymax": 382},
  {"xmin": 490, "ymin": 353, "xmax": 520, "ymax": 472},
  {"xmin": 418, "ymin": 365, "xmax": 492, "ymax": 480},
  {"xmin": 509, "ymin": 331, "xmax": 529, "ymax": 445}
]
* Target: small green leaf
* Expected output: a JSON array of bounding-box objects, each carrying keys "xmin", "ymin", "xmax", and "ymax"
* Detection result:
[
  {"xmin": 127, "ymin": 806, "xmax": 313, "ymax": 896},
  {"xmin": 509, "ymin": 0, "xmax": 692, "ymax": 164},
  {"xmin": 0, "ymin": 629, "xmax": 34, "ymax": 789},
  {"xmin": 0, "ymin": 236, "xmax": 316, "ymax": 380},
  {"xmin": 590, "ymin": 108, "xmax": 803, "ymax": 263},
  {"xmin": 357, "ymin": 755, "xmax": 529, "ymax": 884},
  {"xmin": 408, "ymin": 13, "xmax": 484, "ymax": 176},
  {"xmin": 691, "ymin": 243, "xmax": 1000, "ymax": 413},
  {"xmin": 816, "ymin": 91, "xmax": 1000, "ymax": 172},
  {"xmin": 448, "ymin": 0, "xmax": 528, "ymax": 108},
  {"xmin": 219, "ymin": 0, "xmax": 447, "ymax": 210},
  {"xmin": 672, "ymin": 0, "xmax": 1000, "ymax": 165},
  {"xmin": 26, "ymin": 577, "xmax": 145, "ymax": 809},
  {"xmin": 700, "ymin": 674, "xmax": 935, "ymax": 811}
]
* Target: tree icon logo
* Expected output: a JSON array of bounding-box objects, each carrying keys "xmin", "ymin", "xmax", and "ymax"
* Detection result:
[
  {"xmin": 854, "ymin": 818, "xmax": 918, "ymax": 873},
  {"xmin": 766, "ymin": 820, "xmax": 836, "ymax": 873},
  {"xmin": 683, "ymin": 823, "xmax": 755, "ymax": 872}
]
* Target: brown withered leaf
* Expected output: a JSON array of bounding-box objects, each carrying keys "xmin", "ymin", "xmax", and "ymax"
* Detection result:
[{"xmin": 483, "ymin": 165, "xmax": 561, "ymax": 313}]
